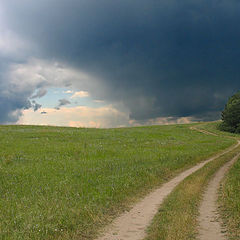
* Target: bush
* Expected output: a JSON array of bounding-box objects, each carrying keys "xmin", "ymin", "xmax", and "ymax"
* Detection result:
[
  {"xmin": 218, "ymin": 122, "xmax": 235, "ymax": 133},
  {"xmin": 219, "ymin": 91, "xmax": 240, "ymax": 133},
  {"xmin": 236, "ymin": 123, "xmax": 240, "ymax": 134}
]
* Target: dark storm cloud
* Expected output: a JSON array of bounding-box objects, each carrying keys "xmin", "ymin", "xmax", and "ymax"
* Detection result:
[
  {"xmin": 1, "ymin": 0, "xmax": 240, "ymax": 122},
  {"xmin": 0, "ymin": 57, "xmax": 45, "ymax": 122},
  {"xmin": 0, "ymin": 59, "xmax": 31, "ymax": 123}
]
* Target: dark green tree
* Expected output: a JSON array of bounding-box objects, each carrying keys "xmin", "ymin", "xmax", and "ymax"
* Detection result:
[{"xmin": 219, "ymin": 91, "xmax": 240, "ymax": 133}]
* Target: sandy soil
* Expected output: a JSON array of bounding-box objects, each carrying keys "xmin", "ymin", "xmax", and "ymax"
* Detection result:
[
  {"xmin": 197, "ymin": 150, "xmax": 240, "ymax": 240},
  {"xmin": 96, "ymin": 133, "xmax": 239, "ymax": 240}
]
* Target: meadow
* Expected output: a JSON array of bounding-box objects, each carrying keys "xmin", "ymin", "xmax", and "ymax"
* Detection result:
[{"xmin": 0, "ymin": 124, "xmax": 235, "ymax": 239}]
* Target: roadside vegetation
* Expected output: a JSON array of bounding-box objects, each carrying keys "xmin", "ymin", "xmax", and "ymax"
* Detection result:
[
  {"xmin": 145, "ymin": 143, "xmax": 240, "ymax": 240},
  {"xmin": 219, "ymin": 154, "xmax": 240, "ymax": 239},
  {"xmin": 195, "ymin": 121, "xmax": 239, "ymax": 138},
  {"xmin": 0, "ymin": 124, "xmax": 234, "ymax": 239}
]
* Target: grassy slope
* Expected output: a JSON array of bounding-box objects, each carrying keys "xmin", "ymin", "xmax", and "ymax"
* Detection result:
[{"xmin": 0, "ymin": 124, "xmax": 234, "ymax": 239}]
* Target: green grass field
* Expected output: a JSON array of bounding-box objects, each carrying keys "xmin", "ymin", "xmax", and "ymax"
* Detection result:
[{"xmin": 0, "ymin": 123, "xmax": 235, "ymax": 239}]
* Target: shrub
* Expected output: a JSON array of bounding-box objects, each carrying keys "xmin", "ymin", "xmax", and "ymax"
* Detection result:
[{"xmin": 219, "ymin": 91, "xmax": 240, "ymax": 133}]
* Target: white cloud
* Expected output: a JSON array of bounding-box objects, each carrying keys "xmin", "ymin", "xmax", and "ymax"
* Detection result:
[
  {"xmin": 71, "ymin": 91, "xmax": 89, "ymax": 98},
  {"xmin": 5, "ymin": 58, "xmax": 99, "ymax": 105},
  {"xmin": 0, "ymin": 57, "xmax": 103, "ymax": 123},
  {"xmin": 63, "ymin": 90, "xmax": 73, "ymax": 94},
  {"xmin": 94, "ymin": 99, "xmax": 105, "ymax": 103},
  {"xmin": 17, "ymin": 105, "xmax": 131, "ymax": 128},
  {"xmin": 17, "ymin": 105, "xmax": 194, "ymax": 128},
  {"xmin": 9, "ymin": 59, "xmax": 95, "ymax": 89}
]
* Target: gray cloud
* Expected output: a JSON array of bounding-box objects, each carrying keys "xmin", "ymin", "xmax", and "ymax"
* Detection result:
[
  {"xmin": 1, "ymin": 0, "xmax": 240, "ymax": 123},
  {"xmin": 0, "ymin": 59, "xmax": 34, "ymax": 123},
  {"xmin": 31, "ymin": 88, "xmax": 47, "ymax": 99},
  {"xmin": 31, "ymin": 100, "xmax": 42, "ymax": 112},
  {"xmin": 55, "ymin": 98, "xmax": 71, "ymax": 110},
  {"xmin": 58, "ymin": 99, "xmax": 71, "ymax": 106}
]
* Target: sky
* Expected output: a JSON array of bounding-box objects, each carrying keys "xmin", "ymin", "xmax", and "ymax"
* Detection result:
[{"xmin": 0, "ymin": 0, "xmax": 240, "ymax": 128}]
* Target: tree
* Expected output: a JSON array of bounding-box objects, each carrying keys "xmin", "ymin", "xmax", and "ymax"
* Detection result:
[{"xmin": 219, "ymin": 91, "xmax": 240, "ymax": 133}]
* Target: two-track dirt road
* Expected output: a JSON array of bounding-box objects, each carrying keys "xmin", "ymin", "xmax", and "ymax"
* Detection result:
[
  {"xmin": 96, "ymin": 128, "xmax": 240, "ymax": 240},
  {"xmin": 198, "ymin": 151, "xmax": 240, "ymax": 240}
]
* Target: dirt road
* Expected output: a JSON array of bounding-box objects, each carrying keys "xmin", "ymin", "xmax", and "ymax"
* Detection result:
[
  {"xmin": 96, "ymin": 133, "xmax": 240, "ymax": 240},
  {"xmin": 197, "ymin": 151, "xmax": 240, "ymax": 240}
]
